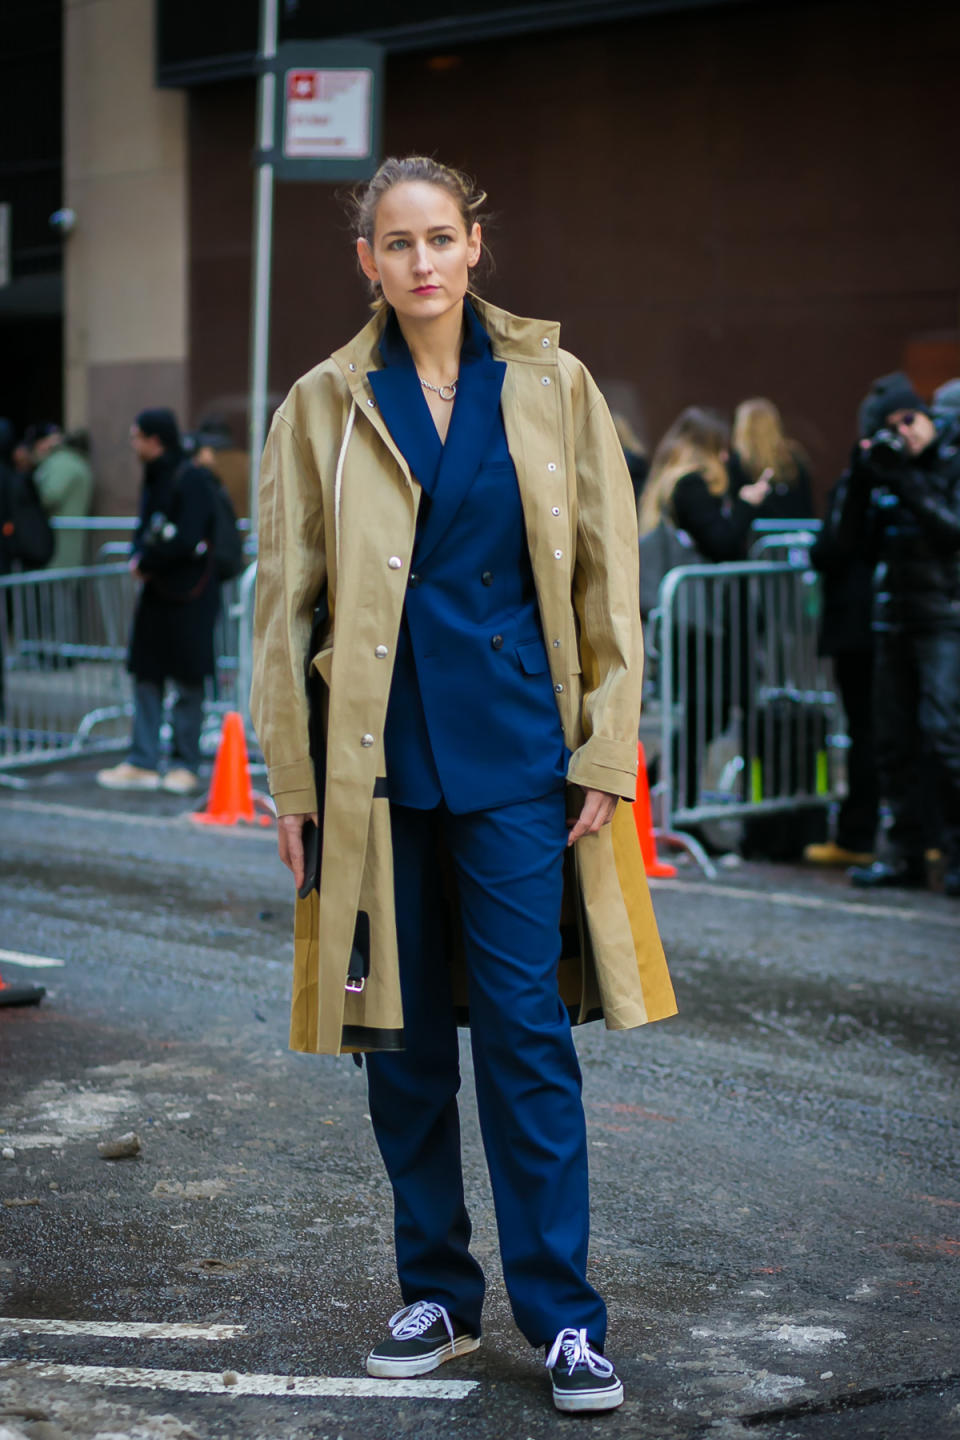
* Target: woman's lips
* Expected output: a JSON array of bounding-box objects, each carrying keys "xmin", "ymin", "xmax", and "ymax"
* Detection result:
[{"xmin": 413, "ymin": 285, "xmax": 439, "ymax": 294}]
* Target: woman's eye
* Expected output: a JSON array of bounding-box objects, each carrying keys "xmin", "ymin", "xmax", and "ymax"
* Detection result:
[
  {"xmin": 433, "ymin": 235, "xmax": 452, "ymax": 246},
  {"xmin": 387, "ymin": 239, "xmax": 408, "ymax": 251}
]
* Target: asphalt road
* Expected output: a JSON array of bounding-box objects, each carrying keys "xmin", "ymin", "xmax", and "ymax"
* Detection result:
[{"xmin": 1, "ymin": 767, "xmax": 958, "ymax": 1440}]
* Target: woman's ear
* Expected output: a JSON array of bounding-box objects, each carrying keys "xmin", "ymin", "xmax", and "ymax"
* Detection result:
[
  {"xmin": 466, "ymin": 222, "xmax": 482, "ymax": 270},
  {"xmin": 357, "ymin": 237, "xmax": 379, "ymax": 284}
]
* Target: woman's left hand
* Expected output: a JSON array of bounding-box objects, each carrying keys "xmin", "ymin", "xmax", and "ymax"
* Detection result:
[{"xmin": 567, "ymin": 787, "xmax": 619, "ymax": 846}]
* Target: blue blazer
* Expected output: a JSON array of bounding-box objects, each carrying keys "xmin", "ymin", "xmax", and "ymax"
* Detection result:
[{"xmin": 369, "ymin": 302, "xmax": 568, "ymax": 814}]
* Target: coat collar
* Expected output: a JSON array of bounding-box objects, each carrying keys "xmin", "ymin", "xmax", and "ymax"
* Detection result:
[{"xmin": 331, "ymin": 294, "xmax": 562, "ymax": 398}]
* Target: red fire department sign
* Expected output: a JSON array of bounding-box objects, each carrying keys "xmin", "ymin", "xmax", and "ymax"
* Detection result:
[{"xmin": 283, "ymin": 67, "xmax": 374, "ymax": 160}]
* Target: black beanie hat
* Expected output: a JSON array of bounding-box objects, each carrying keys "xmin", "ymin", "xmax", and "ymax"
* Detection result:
[
  {"xmin": 135, "ymin": 407, "xmax": 181, "ymax": 452},
  {"xmin": 858, "ymin": 373, "xmax": 927, "ymax": 439}
]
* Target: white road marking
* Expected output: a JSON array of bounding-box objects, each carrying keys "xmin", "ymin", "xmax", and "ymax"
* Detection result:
[
  {"xmin": 649, "ymin": 878, "xmax": 956, "ymax": 928},
  {"xmin": 0, "ymin": 948, "xmax": 65, "ymax": 969},
  {"xmin": 0, "ymin": 1319, "xmax": 245, "ymax": 1341},
  {"xmin": 0, "ymin": 1359, "xmax": 479, "ymax": 1400},
  {"xmin": 0, "ymin": 797, "xmax": 275, "ymax": 840}
]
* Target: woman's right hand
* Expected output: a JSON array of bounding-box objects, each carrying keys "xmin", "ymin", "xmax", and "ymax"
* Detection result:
[
  {"xmin": 278, "ymin": 812, "xmax": 319, "ymax": 893},
  {"xmin": 740, "ymin": 468, "xmax": 773, "ymax": 507}
]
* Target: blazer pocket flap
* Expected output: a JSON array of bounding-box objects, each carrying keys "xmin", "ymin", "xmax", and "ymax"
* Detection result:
[{"xmin": 515, "ymin": 640, "xmax": 550, "ymax": 676}]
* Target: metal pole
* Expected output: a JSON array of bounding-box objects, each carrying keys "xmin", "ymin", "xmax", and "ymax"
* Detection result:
[{"xmin": 247, "ymin": 0, "xmax": 279, "ymax": 531}]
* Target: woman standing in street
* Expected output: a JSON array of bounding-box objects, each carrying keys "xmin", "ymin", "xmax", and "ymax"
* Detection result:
[{"xmin": 251, "ymin": 156, "xmax": 675, "ymax": 1415}]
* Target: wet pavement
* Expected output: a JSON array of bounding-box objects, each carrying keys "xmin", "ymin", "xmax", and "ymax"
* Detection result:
[{"xmin": 0, "ymin": 763, "xmax": 958, "ymax": 1439}]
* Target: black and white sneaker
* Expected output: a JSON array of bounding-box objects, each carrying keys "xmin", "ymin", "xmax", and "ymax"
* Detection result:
[
  {"xmin": 546, "ymin": 1327, "xmax": 624, "ymax": 1412},
  {"xmin": 366, "ymin": 1301, "xmax": 480, "ymax": 1378}
]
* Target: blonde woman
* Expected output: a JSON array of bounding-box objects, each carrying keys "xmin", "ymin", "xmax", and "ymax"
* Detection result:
[
  {"xmin": 638, "ymin": 406, "xmax": 770, "ymax": 560},
  {"xmin": 732, "ymin": 397, "xmax": 814, "ymax": 521},
  {"xmin": 251, "ymin": 156, "xmax": 675, "ymax": 1414}
]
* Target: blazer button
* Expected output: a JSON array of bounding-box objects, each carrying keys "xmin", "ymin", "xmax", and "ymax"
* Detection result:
[
  {"xmin": 374, "ymin": 645, "xmax": 388, "ymax": 658},
  {"xmin": 408, "ymin": 572, "xmax": 422, "ymax": 588},
  {"xmin": 491, "ymin": 634, "xmax": 504, "ymax": 650},
  {"xmin": 361, "ymin": 733, "xmax": 374, "ymax": 747},
  {"xmin": 388, "ymin": 556, "xmax": 402, "ymax": 570},
  {"xmin": 481, "ymin": 570, "xmax": 494, "ymax": 586},
  {"xmin": 555, "ymin": 683, "xmax": 564, "ymax": 693}
]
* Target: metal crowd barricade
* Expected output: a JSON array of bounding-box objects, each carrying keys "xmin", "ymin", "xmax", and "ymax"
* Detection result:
[
  {"xmin": 0, "ymin": 548, "xmax": 261, "ymax": 778},
  {"xmin": 647, "ymin": 559, "xmax": 837, "ymax": 875},
  {"xmin": 0, "ymin": 563, "xmax": 136, "ymax": 773}
]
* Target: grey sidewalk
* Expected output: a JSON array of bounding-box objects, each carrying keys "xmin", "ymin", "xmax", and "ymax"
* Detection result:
[{"xmin": 0, "ymin": 769, "xmax": 958, "ymax": 1439}]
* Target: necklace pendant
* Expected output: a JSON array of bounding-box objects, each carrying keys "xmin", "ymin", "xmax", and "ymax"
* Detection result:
[{"xmin": 438, "ymin": 383, "xmax": 457, "ymax": 401}]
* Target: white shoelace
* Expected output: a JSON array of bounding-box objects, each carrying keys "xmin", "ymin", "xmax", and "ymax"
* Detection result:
[
  {"xmin": 545, "ymin": 1326, "xmax": 615, "ymax": 1378},
  {"xmin": 388, "ymin": 1300, "xmax": 455, "ymax": 1346}
]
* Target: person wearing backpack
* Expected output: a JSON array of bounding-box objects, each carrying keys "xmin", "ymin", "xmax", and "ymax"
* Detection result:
[{"xmin": 97, "ymin": 408, "xmax": 220, "ymax": 796}]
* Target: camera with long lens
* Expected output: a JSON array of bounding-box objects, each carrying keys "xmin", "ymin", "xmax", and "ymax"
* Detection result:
[{"xmin": 864, "ymin": 427, "xmax": 910, "ymax": 469}]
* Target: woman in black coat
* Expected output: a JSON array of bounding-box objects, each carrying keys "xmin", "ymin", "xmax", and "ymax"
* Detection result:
[{"xmin": 97, "ymin": 408, "xmax": 219, "ymax": 795}]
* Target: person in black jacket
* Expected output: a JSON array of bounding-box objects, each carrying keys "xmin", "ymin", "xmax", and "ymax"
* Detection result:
[
  {"xmin": 835, "ymin": 372, "xmax": 960, "ymax": 896},
  {"xmin": 97, "ymin": 408, "xmax": 219, "ymax": 795},
  {"xmin": 732, "ymin": 398, "xmax": 815, "ymax": 524},
  {"xmin": 804, "ymin": 476, "xmax": 877, "ymax": 865}
]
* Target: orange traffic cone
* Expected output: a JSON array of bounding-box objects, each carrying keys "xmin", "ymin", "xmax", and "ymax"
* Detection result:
[
  {"xmin": 192, "ymin": 712, "xmax": 274, "ymax": 827},
  {"xmin": 633, "ymin": 741, "xmax": 677, "ymax": 878}
]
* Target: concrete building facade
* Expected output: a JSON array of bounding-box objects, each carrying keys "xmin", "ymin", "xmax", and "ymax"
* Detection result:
[{"xmin": 3, "ymin": 0, "xmax": 958, "ymax": 512}]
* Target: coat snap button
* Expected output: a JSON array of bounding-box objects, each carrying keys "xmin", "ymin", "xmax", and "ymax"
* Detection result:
[
  {"xmin": 408, "ymin": 572, "xmax": 422, "ymax": 588},
  {"xmin": 541, "ymin": 337, "xmax": 550, "ymax": 347},
  {"xmin": 552, "ymin": 639, "xmax": 561, "ymax": 647},
  {"xmin": 481, "ymin": 571, "xmax": 494, "ymax": 586},
  {"xmin": 374, "ymin": 645, "xmax": 388, "ymax": 658},
  {"xmin": 348, "ymin": 363, "xmax": 357, "ymax": 372},
  {"xmin": 554, "ymin": 549, "xmax": 563, "ymax": 559},
  {"xmin": 555, "ymin": 683, "xmax": 564, "ymax": 693},
  {"xmin": 388, "ymin": 556, "xmax": 402, "ymax": 569},
  {"xmin": 552, "ymin": 506, "xmax": 561, "ymax": 516},
  {"xmin": 361, "ymin": 733, "xmax": 374, "ymax": 747},
  {"xmin": 366, "ymin": 398, "xmax": 375, "ymax": 407},
  {"xmin": 541, "ymin": 376, "xmax": 551, "ymax": 386},
  {"xmin": 491, "ymin": 634, "xmax": 504, "ymax": 650},
  {"xmin": 547, "ymin": 462, "xmax": 557, "ymax": 472}
]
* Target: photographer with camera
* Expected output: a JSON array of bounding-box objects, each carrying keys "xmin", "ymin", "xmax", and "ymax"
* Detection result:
[{"xmin": 829, "ymin": 372, "xmax": 960, "ymax": 897}]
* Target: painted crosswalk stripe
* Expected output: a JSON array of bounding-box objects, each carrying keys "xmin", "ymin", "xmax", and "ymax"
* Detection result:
[
  {"xmin": 0, "ymin": 1360, "xmax": 479, "ymax": 1399},
  {"xmin": 0, "ymin": 948, "xmax": 65, "ymax": 970},
  {"xmin": 0, "ymin": 1319, "xmax": 244, "ymax": 1340},
  {"xmin": 649, "ymin": 879, "xmax": 957, "ymax": 928}
]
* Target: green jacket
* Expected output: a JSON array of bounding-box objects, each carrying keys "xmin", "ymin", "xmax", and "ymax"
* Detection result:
[{"xmin": 34, "ymin": 445, "xmax": 95, "ymax": 568}]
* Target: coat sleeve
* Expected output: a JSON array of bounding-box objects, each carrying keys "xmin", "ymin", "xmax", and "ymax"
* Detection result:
[
  {"xmin": 566, "ymin": 367, "xmax": 644, "ymax": 801},
  {"xmin": 251, "ymin": 410, "xmax": 327, "ymax": 817}
]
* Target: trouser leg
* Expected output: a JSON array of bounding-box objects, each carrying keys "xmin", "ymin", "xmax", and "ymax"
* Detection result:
[
  {"xmin": 129, "ymin": 678, "xmax": 163, "ymax": 770},
  {"xmin": 365, "ymin": 802, "xmax": 485, "ymax": 1335},
  {"xmin": 834, "ymin": 650, "xmax": 879, "ymax": 853},
  {"xmin": 171, "ymin": 682, "xmax": 205, "ymax": 771},
  {"xmin": 449, "ymin": 788, "xmax": 607, "ymax": 1350},
  {"xmin": 873, "ymin": 632, "xmax": 925, "ymax": 863},
  {"xmin": 914, "ymin": 630, "xmax": 960, "ymax": 866}
]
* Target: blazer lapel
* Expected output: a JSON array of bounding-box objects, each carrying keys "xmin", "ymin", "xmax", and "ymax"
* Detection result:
[
  {"xmin": 367, "ymin": 365, "xmax": 443, "ymax": 497},
  {"xmin": 413, "ymin": 352, "xmax": 506, "ymax": 569}
]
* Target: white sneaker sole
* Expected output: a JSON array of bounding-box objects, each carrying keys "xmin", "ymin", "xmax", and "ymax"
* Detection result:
[
  {"xmin": 96, "ymin": 776, "xmax": 160, "ymax": 791},
  {"xmin": 552, "ymin": 1377, "xmax": 624, "ymax": 1412},
  {"xmin": 366, "ymin": 1333, "xmax": 480, "ymax": 1378}
]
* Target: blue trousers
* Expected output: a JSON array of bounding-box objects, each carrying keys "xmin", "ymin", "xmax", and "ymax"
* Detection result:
[
  {"xmin": 365, "ymin": 790, "xmax": 607, "ymax": 1349},
  {"xmin": 129, "ymin": 678, "xmax": 204, "ymax": 772}
]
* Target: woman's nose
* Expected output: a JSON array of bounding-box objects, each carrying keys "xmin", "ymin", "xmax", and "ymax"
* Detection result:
[{"xmin": 412, "ymin": 242, "xmax": 432, "ymax": 273}]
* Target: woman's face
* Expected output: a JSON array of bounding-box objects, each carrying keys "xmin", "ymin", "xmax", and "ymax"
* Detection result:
[{"xmin": 357, "ymin": 181, "xmax": 481, "ymax": 324}]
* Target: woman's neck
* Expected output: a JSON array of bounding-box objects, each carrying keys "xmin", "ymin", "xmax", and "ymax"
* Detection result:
[{"xmin": 395, "ymin": 300, "xmax": 465, "ymax": 386}]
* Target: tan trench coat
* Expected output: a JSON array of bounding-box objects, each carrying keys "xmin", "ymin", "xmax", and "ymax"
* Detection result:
[{"xmin": 251, "ymin": 295, "xmax": 676, "ymax": 1055}]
